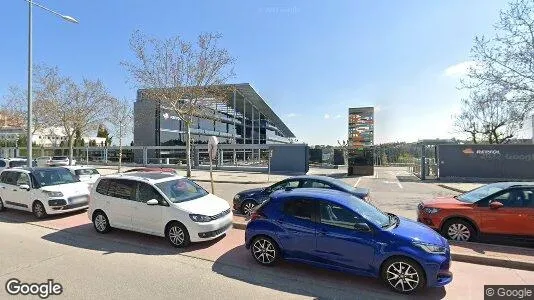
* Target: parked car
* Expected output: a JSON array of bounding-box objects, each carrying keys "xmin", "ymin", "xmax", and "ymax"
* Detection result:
[
  {"xmin": 233, "ymin": 175, "xmax": 370, "ymax": 215},
  {"xmin": 88, "ymin": 172, "xmax": 232, "ymax": 248},
  {"xmin": 63, "ymin": 166, "xmax": 101, "ymax": 186},
  {"xmin": 35, "ymin": 156, "xmax": 52, "ymax": 167},
  {"xmin": 245, "ymin": 188, "xmax": 452, "ymax": 294},
  {"xmin": 0, "ymin": 158, "xmax": 35, "ymax": 171},
  {"xmin": 124, "ymin": 167, "xmax": 178, "ymax": 174},
  {"xmin": 417, "ymin": 182, "xmax": 534, "ymax": 242},
  {"xmin": 49, "ymin": 156, "xmax": 76, "ymax": 166},
  {"xmin": 0, "ymin": 167, "xmax": 90, "ymax": 218}
]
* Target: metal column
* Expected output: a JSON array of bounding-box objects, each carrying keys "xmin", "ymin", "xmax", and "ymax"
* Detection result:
[
  {"xmin": 243, "ymin": 97, "xmax": 246, "ymax": 162},
  {"xmin": 233, "ymin": 88, "xmax": 237, "ymax": 165},
  {"xmin": 251, "ymin": 105, "xmax": 255, "ymax": 162}
]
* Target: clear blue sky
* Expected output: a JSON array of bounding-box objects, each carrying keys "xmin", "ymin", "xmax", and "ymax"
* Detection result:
[{"xmin": 3, "ymin": 0, "xmax": 529, "ymax": 145}]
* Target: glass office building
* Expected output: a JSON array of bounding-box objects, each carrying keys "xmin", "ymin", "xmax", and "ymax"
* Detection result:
[
  {"xmin": 134, "ymin": 83, "xmax": 296, "ymax": 147},
  {"xmin": 347, "ymin": 107, "xmax": 375, "ymax": 176}
]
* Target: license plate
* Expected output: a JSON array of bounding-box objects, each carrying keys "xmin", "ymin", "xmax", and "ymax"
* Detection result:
[{"xmin": 70, "ymin": 196, "xmax": 86, "ymax": 204}]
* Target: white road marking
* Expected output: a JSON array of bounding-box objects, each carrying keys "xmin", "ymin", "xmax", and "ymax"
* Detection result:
[{"xmin": 354, "ymin": 177, "xmax": 361, "ymax": 187}]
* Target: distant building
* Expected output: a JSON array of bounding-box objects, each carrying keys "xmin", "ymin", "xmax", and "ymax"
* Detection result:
[
  {"xmin": 32, "ymin": 127, "xmax": 106, "ymax": 147},
  {"xmin": 134, "ymin": 83, "xmax": 296, "ymax": 146}
]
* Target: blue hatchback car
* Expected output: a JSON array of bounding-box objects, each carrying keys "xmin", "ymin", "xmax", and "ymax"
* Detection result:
[{"xmin": 245, "ymin": 189, "xmax": 452, "ymax": 294}]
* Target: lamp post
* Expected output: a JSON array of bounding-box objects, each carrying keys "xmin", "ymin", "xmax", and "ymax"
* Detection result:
[{"xmin": 25, "ymin": 0, "xmax": 78, "ymax": 167}]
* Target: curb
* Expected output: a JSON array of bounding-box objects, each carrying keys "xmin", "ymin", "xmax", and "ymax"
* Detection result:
[
  {"xmin": 437, "ymin": 184, "xmax": 466, "ymax": 193},
  {"xmin": 451, "ymin": 252, "xmax": 534, "ymax": 272}
]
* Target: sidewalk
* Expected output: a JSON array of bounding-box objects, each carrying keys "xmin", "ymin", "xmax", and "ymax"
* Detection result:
[
  {"xmin": 437, "ymin": 183, "xmax": 483, "ymax": 193},
  {"xmin": 230, "ymin": 216, "xmax": 534, "ymax": 271}
]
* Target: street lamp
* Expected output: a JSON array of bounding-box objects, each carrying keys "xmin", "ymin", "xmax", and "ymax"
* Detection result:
[{"xmin": 25, "ymin": 0, "xmax": 78, "ymax": 167}]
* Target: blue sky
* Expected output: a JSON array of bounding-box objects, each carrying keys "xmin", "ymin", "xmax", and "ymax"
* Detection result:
[{"xmin": 2, "ymin": 0, "xmax": 530, "ymax": 145}]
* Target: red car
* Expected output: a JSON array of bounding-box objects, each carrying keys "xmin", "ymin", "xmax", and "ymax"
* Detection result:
[
  {"xmin": 418, "ymin": 182, "xmax": 534, "ymax": 242},
  {"xmin": 124, "ymin": 167, "xmax": 178, "ymax": 175}
]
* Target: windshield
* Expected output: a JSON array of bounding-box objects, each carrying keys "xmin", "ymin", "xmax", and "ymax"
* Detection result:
[
  {"xmin": 9, "ymin": 160, "xmax": 27, "ymax": 168},
  {"xmin": 346, "ymin": 196, "xmax": 390, "ymax": 228},
  {"xmin": 75, "ymin": 168, "xmax": 99, "ymax": 176},
  {"xmin": 52, "ymin": 156, "xmax": 68, "ymax": 160},
  {"xmin": 155, "ymin": 178, "xmax": 208, "ymax": 203},
  {"xmin": 457, "ymin": 184, "xmax": 507, "ymax": 203},
  {"xmin": 32, "ymin": 168, "xmax": 79, "ymax": 187}
]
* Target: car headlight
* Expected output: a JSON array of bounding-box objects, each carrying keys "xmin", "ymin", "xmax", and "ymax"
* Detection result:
[
  {"xmin": 189, "ymin": 214, "xmax": 212, "ymax": 222},
  {"xmin": 413, "ymin": 241, "xmax": 447, "ymax": 254},
  {"xmin": 44, "ymin": 191, "xmax": 63, "ymax": 197},
  {"xmin": 233, "ymin": 194, "xmax": 241, "ymax": 200},
  {"xmin": 423, "ymin": 207, "xmax": 440, "ymax": 214}
]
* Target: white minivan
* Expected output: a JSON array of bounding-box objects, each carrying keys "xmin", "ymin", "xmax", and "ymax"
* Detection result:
[
  {"xmin": 63, "ymin": 166, "xmax": 101, "ymax": 187},
  {"xmin": 88, "ymin": 172, "xmax": 233, "ymax": 247},
  {"xmin": 0, "ymin": 167, "xmax": 90, "ymax": 218}
]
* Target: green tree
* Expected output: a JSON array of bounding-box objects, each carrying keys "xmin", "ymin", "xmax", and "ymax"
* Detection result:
[{"xmin": 97, "ymin": 124, "xmax": 112, "ymax": 146}]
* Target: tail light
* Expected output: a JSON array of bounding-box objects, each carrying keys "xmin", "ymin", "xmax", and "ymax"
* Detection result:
[{"xmin": 250, "ymin": 210, "xmax": 265, "ymax": 221}]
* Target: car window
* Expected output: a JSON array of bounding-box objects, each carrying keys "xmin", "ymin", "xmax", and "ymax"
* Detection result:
[
  {"xmin": 320, "ymin": 201, "xmax": 360, "ymax": 229},
  {"xmin": 108, "ymin": 179, "xmax": 137, "ymax": 201},
  {"xmin": 523, "ymin": 189, "xmax": 534, "ymax": 208},
  {"xmin": 137, "ymin": 182, "xmax": 166, "ymax": 204},
  {"xmin": 1, "ymin": 171, "xmax": 18, "ymax": 185},
  {"xmin": 96, "ymin": 179, "xmax": 111, "ymax": 195},
  {"xmin": 301, "ymin": 180, "xmax": 331, "ymax": 189},
  {"xmin": 282, "ymin": 198, "xmax": 314, "ymax": 220},
  {"xmin": 270, "ymin": 180, "xmax": 300, "ymax": 192},
  {"xmin": 32, "ymin": 168, "xmax": 78, "ymax": 187},
  {"xmin": 16, "ymin": 173, "xmax": 30, "ymax": 186},
  {"xmin": 0, "ymin": 160, "xmax": 5, "ymax": 168},
  {"xmin": 52, "ymin": 156, "xmax": 68, "ymax": 160},
  {"xmin": 9, "ymin": 160, "xmax": 27, "ymax": 168},
  {"xmin": 75, "ymin": 169, "xmax": 99, "ymax": 176},
  {"xmin": 155, "ymin": 178, "xmax": 208, "ymax": 203}
]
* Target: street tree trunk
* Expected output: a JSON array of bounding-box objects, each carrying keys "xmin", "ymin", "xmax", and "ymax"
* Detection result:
[
  {"xmin": 68, "ymin": 135, "xmax": 74, "ymax": 166},
  {"xmin": 118, "ymin": 126, "xmax": 122, "ymax": 173},
  {"xmin": 185, "ymin": 123, "xmax": 191, "ymax": 177}
]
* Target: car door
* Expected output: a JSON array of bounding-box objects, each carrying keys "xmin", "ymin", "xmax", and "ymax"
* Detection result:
[
  {"xmin": 131, "ymin": 182, "xmax": 166, "ymax": 235},
  {"xmin": 12, "ymin": 171, "xmax": 32, "ymax": 210},
  {"xmin": 315, "ymin": 201, "xmax": 376, "ymax": 272},
  {"xmin": 522, "ymin": 188, "xmax": 534, "ymax": 236},
  {"xmin": 275, "ymin": 197, "xmax": 317, "ymax": 261},
  {"xmin": 476, "ymin": 189, "xmax": 526, "ymax": 235},
  {"xmin": 105, "ymin": 179, "xmax": 137, "ymax": 230},
  {"xmin": 1, "ymin": 171, "xmax": 29, "ymax": 210}
]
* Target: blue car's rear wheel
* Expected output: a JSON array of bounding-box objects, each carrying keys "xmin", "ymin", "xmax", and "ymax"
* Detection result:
[
  {"xmin": 381, "ymin": 257, "xmax": 426, "ymax": 294},
  {"xmin": 251, "ymin": 236, "xmax": 279, "ymax": 266},
  {"xmin": 241, "ymin": 200, "xmax": 257, "ymax": 216}
]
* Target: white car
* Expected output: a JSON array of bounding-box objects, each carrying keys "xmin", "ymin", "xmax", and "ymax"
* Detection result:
[
  {"xmin": 63, "ymin": 166, "xmax": 101, "ymax": 186},
  {"xmin": 0, "ymin": 167, "xmax": 90, "ymax": 218},
  {"xmin": 49, "ymin": 156, "xmax": 76, "ymax": 166},
  {"xmin": 88, "ymin": 172, "xmax": 233, "ymax": 247},
  {"xmin": 35, "ymin": 156, "xmax": 52, "ymax": 167},
  {"xmin": 0, "ymin": 158, "xmax": 31, "ymax": 171}
]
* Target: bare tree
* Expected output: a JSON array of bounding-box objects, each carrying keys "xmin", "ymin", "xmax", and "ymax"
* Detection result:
[
  {"xmin": 454, "ymin": 87, "xmax": 525, "ymax": 144},
  {"xmin": 463, "ymin": 0, "xmax": 534, "ymax": 118},
  {"xmin": 109, "ymin": 98, "xmax": 133, "ymax": 172},
  {"xmin": 36, "ymin": 66, "xmax": 112, "ymax": 165},
  {"xmin": 122, "ymin": 30, "xmax": 236, "ymax": 177}
]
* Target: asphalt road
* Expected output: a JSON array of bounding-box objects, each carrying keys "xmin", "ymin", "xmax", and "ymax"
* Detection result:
[
  {"xmin": 198, "ymin": 166, "xmax": 454, "ymax": 220},
  {"xmin": 0, "ymin": 218, "xmax": 532, "ymax": 300}
]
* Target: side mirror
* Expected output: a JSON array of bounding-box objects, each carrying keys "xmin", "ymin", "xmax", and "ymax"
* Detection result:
[
  {"xmin": 146, "ymin": 199, "xmax": 159, "ymax": 206},
  {"xmin": 354, "ymin": 222, "xmax": 372, "ymax": 232},
  {"xmin": 19, "ymin": 184, "xmax": 30, "ymax": 191},
  {"xmin": 489, "ymin": 201, "xmax": 504, "ymax": 209}
]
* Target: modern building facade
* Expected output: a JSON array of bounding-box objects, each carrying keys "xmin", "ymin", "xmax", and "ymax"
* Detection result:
[
  {"xmin": 134, "ymin": 83, "xmax": 296, "ymax": 147},
  {"xmin": 347, "ymin": 107, "xmax": 375, "ymax": 176}
]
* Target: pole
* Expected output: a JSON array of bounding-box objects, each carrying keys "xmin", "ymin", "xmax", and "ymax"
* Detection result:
[
  {"xmin": 209, "ymin": 157, "xmax": 214, "ymax": 194},
  {"xmin": 268, "ymin": 152, "xmax": 271, "ymax": 182},
  {"xmin": 27, "ymin": 0, "xmax": 33, "ymax": 167}
]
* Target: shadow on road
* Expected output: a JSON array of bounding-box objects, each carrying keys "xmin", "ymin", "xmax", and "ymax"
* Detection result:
[
  {"xmin": 0, "ymin": 209, "xmax": 86, "ymax": 224},
  {"xmin": 212, "ymin": 245, "xmax": 447, "ymax": 300},
  {"xmin": 40, "ymin": 223, "xmax": 225, "ymax": 256}
]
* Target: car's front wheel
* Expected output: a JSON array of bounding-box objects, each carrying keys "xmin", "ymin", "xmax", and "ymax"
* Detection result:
[
  {"xmin": 251, "ymin": 236, "xmax": 279, "ymax": 266},
  {"xmin": 32, "ymin": 201, "xmax": 47, "ymax": 219},
  {"xmin": 442, "ymin": 219, "xmax": 476, "ymax": 242},
  {"xmin": 381, "ymin": 257, "xmax": 425, "ymax": 294},
  {"xmin": 93, "ymin": 211, "xmax": 111, "ymax": 233},
  {"xmin": 241, "ymin": 200, "xmax": 257, "ymax": 216},
  {"xmin": 166, "ymin": 222, "xmax": 190, "ymax": 248}
]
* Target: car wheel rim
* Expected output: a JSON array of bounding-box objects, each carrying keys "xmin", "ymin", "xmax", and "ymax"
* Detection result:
[
  {"xmin": 447, "ymin": 223, "xmax": 470, "ymax": 241},
  {"xmin": 386, "ymin": 262, "xmax": 419, "ymax": 292},
  {"xmin": 243, "ymin": 202, "xmax": 255, "ymax": 215},
  {"xmin": 252, "ymin": 238, "xmax": 276, "ymax": 264},
  {"xmin": 34, "ymin": 203, "xmax": 44, "ymax": 217},
  {"xmin": 169, "ymin": 226, "xmax": 185, "ymax": 245},
  {"xmin": 95, "ymin": 215, "xmax": 107, "ymax": 232}
]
